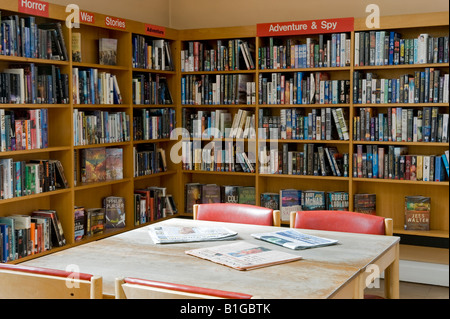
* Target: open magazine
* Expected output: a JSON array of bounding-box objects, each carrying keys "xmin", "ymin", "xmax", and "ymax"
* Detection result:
[
  {"xmin": 185, "ymin": 241, "xmax": 302, "ymax": 271},
  {"xmin": 148, "ymin": 225, "xmax": 238, "ymax": 244},
  {"xmin": 251, "ymin": 229, "xmax": 338, "ymax": 250}
]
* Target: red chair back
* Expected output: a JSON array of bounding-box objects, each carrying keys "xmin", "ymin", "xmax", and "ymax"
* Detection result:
[
  {"xmin": 292, "ymin": 210, "xmax": 387, "ymax": 235},
  {"xmin": 195, "ymin": 203, "xmax": 275, "ymax": 226},
  {"xmin": 122, "ymin": 277, "xmax": 253, "ymax": 299}
]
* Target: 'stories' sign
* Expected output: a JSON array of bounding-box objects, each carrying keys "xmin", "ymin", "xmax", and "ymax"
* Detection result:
[{"xmin": 257, "ymin": 17, "xmax": 354, "ymax": 37}]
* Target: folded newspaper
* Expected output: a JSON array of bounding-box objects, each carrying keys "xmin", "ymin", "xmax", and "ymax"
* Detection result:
[
  {"xmin": 185, "ymin": 241, "xmax": 302, "ymax": 271},
  {"xmin": 251, "ymin": 229, "xmax": 338, "ymax": 250},
  {"xmin": 148, "ymin": 225, "xmax": 238, "ymax": 244}
]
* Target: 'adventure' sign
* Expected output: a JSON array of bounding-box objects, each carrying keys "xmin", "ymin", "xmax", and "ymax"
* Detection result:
[{"xmin": 257, "ymin": 17, "xmax": 354, "ymax": 37}]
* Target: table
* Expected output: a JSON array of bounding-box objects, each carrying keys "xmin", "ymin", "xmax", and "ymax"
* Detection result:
[{"xmin": 20, "ymin": 218, "xmax": 400, "ymax": 299}]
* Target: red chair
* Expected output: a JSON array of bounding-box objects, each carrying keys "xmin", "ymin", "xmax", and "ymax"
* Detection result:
[
  {"xmin": 193, "ymin": 203, "xmax": 281, "ymax": 227},
  {"xmin": 0, "ymin": 264, "xmax": 103, "ymax": 299},
  {"xmin": 290, "ymin": 210, "xmax": 393, "ymax": 235},
  {"xmin": 115, "ymin": 277, "xmax": 254, "ymax": 299},
  {"xmin": 290, "ymin": 210, "xmax": 393, "ymax": 299}
]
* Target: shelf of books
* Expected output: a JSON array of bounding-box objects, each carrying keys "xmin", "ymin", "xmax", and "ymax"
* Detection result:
[
  {"xmin": 177, "ymin": 13, "xmax": 449, "ymax": 248},
  {"xmin": 0, "ymin": 1, "xmax": 180, "ymax": 264}
]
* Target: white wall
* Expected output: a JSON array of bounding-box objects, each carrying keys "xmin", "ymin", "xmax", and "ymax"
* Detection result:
[{"xmin": 46, "ymin": 0, "xmax": 449, "ymax": 29}]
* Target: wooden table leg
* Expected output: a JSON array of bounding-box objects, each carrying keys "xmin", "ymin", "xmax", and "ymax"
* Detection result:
[{"xmin": 384, "ymin": 243, "xmax": 400, "ymax": 299}]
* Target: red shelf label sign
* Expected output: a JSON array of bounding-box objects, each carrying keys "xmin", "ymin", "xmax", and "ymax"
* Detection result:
[
  {"xmin": 18, "ymin": 0, "xmax": 49, "ymax": 17},
  {"xmin": 257, "ymin": 17, "xmax": 354, "ymax": 37},
  {"xmin": 105, "ymin": 16, "xmax": 126, "ymax": 30},
  {"xmin": 145, "ymin": 24, "xmax": 166, "ymax": 37},
  {"xmin": 80, "ymin": 11, "xmax": 95, "ymax": 24}
]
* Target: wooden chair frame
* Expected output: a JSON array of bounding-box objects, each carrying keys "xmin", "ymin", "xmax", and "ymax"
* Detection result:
[
  {"xmin": 0, "ymin": 264, "xmax": 103, "ymax": 299},
  {"xmin": 115, "ymin": 277, "xmax": 254, "ymax": 299}
]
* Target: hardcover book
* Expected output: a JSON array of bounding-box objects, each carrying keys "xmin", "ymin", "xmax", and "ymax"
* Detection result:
[
  {"xmin": 72, "ymin": 32, "xmax": 82, "ymax": 62},
  {"xmin": 103, "ymin": 196, "xmax": 126, "ymax": 229},
  {"xmin": 404, "ymin": 195, "xmax": 431, "ymax": 231},
  {"xmin": 106, "ymin": 148, "xmax": 123, "ymax": 181},
  {"xmin": 221, "ymin": 185, "xmax": 240, "ymax": 203},
  {"xmin": 99, "ymin": 38, "xmax": 118, "ymax": 65},
  {"xmin": 81, "ymin": 147, "xmax": 106, "ymax": 183},
  {"xmin": 201, "ymin": 184, "xmax": 221, "ymax": 204},
  {"xmin": 74, "ymin": 206, "xmax": 85, "ymax": 241},
  {"xmin": 279, "ymin": 189, "xmax": 302, "ymax": 222},
  {"xmin": 260, "ymin": 193, "xmax": 280, "ymax": 211},
  {"xmin": 238, "ymin": 186, "xmax": 256, "ymax": 205},
  {"xmin": 185, "ymin": 183, "xmax": 203, "ymax": 214},
  {"xmin": 354, "ymin": 193, "xmax": 377, "ymax": 215},
  {"xmin": 302, "ymin": 190, "xmax": 326, "ymax": 211},
  {"xmin": 85, "ymin": 208, "xmax": 105, "ymax": 235}
]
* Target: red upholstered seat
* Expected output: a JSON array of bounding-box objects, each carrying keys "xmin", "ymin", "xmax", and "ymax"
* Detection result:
[
  {"xmin": 290, "ymin": 210, "xmax": 393, "ymax": 299},
  {"xmin": 122, "ymin": 277, "xmax": 253, "ymax": 299},
  {"xmin": 291, "ymin": 210, "xmax": 387, "ymax": 235},
  {"xmin": 194, "ymin": 203, "xmax": 277, "ymax": 226}
]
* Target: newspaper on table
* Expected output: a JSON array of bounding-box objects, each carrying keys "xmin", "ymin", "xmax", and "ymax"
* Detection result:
[
  {"xmin": 251, "ymin": 229, "xmax": 338, "ymax": 250},
  {"xmin": 185, "ymin": 241, "xmax": 302, "ymax": 271},
  {"xmin": 148, "ymin": 225, "xmax": 238, "ymax": 244}
]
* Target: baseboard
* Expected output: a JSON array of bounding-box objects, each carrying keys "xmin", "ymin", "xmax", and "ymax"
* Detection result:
[{"xmin": 398, "ymin": 260, "xmax": 449, "ymax": 287}]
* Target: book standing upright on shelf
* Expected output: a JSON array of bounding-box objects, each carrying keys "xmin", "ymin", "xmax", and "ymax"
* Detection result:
[
  {"xmin": 99, "ymin": 38, "xmax": 118, "ymax": 65},
  {"xmin": 404, "ymin": 196, "xmax": 431, "ymax": 231}
]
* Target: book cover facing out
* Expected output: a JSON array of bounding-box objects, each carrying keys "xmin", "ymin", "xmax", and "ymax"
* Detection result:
[
  {"xmin": 404, "ymin": 195, "xmax": 430, "ymax": 231},
  {"xmin": 104, "ymin": 196, "xmax": 126, "ymax": 228}
]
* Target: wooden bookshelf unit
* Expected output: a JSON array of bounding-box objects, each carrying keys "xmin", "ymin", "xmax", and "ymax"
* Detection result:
[{"xmin": 0, "ymin": 0, "xmax": 448, "ymax": 267}]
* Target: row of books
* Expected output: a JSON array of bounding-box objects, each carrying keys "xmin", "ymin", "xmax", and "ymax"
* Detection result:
[
  {"xmin": 181, "ymin": 39, "xmax": 255, "ymax": 72},
  {"xmin": 133, "ymin": 144, "xmax": 167, "ymax": 177},
  {"xmin": 0, "ymin": 158, "xmax": 68, "ymax": 200},
  {"xmin": 72, "ymin": 68, "xmax": 123, "ymax": 105},
  {"xmin": 353, "ymin": 107, "xmax": 449, "ymax": 143},
  {"xmin": 259, "ymin": 144, "xmax": 349, "ymax": 177},
  {"xmin": 271, "ymin": 189, "xmax": 374, "ymax": 222},
  {"xmin": 181, "ymin": 140, "xmax": 255, "ymax": 173},
  {"xmin": 134, "ymin": 187, "xmax": 177, "ymax": 225},
  {"xmin": 258, "ymin": 73, "xmax": 350, "ymax": 105},
  {"xmin": 74, "ymin": 196, "xmax": 126, "ymax": 241},
  {"xmin": 132, "ymin": 74, "xmax": 173, "ymax": 105},
  {"xmin": 183, "ymin": 109, "xmax": 256, "ymax": 139},
  {"xmin": 0, "ymin": 210, "xmax": 66, "ymax": 263},
  {"xmin": 354, "ymin": 145, "xmax": 449, "ymax": 182},
  {"xmin": 79, "ymin": 147, "xmax": 123, "ymax": 183},
  {"xmin": 73, "ymin": 109, "xmax": 130, "ymax": 146},
  {"xmin": 132, "ymin": 35, "xmax": 174, "ymax": 71},
  {"xmin": 258, "ymin": 107, "xmax": 349, "ymax": 141},
  {"xmin": 354, "ymin": 32, "xmax": 449, "ymax": 66},
  {"xmin": 185, "ymin": 183, "xmax": 256, "ymax": 213},
  {"xmin": 0, "ymin": 64, "xmax": 69, "ymax": 104},
  {"xmin": 0, "ymin": 109, "xmax": 48, "ymax": 152},
  {"xmin": 0, "ymin": 14, "xmax": 68, "ymax": 61},
  {"xmin": 353, "ymin": 70, "xmax": 449, "ymax": 104},
  {"xmin": 258, "ymin": 33, "xmax": 351, "ymax": 70},
  {"xmin": 133, "ymin": 108, "xmax": 176, "ymax": 141},
  {"xmin": 181, "ymin": 74, "xmax": 254, "ymax": 105}
]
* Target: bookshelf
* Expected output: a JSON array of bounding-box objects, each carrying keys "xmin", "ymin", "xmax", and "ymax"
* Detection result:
[
  {"xmin": 0, "ymin": 1, "xmax": 180, "ymax": 264},
  {"xmin": 0, "ymin": 0, "xmax": 448, "ymax": 266},
  {"xmin": 177, "ymin": 13, "xmax": 449, "ymax": 247}
]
